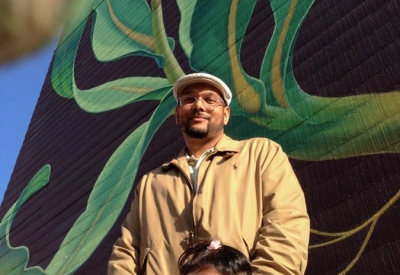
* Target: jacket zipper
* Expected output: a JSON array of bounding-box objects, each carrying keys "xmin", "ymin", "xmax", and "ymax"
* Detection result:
[{"xmin": 173, "ymin": 164, "xmax": 197, "ymax": 246}]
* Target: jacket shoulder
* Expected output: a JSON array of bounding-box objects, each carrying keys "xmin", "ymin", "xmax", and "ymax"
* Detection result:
[{"xmin": 239, "ymin": 137, "xmax": 282, "ymax": 149}]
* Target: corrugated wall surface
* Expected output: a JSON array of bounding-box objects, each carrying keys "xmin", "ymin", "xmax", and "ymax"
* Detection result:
[{"xmin": 1, "ymin": 0, "xmax": 399, "ymax": 274}]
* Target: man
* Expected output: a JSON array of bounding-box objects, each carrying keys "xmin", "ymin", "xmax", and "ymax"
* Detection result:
[{"xmin": 108, "ymin": 73, "xmax": 310, "ymax": 275}]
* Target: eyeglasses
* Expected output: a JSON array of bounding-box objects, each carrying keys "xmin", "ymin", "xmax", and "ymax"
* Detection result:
[{"xmin": 178, "ymin": 95, "xmax": 226, "ymax": 112}]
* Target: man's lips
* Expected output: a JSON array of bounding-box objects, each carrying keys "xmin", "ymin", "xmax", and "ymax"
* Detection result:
[
  {"xmin": 189, "ymin": 112, "xmax": 209, "ymax": 121},
  {"xmin": 190, "ymin": 116, "xmax": 208, "ymax": 122}
]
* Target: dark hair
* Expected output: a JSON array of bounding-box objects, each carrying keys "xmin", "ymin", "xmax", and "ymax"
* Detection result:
[{"xmin": 178, "ymin": 240, "xmax": 252, "ymax": 275}]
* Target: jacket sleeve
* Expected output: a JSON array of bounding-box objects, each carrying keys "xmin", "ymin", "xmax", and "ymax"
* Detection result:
[
  {"xmin": 251, "ymin": 142, "xmax": 310, "ymax": 275},
  {"xmin": 108, "ymin": 185, "xmax": 142, "ymax": 275}
]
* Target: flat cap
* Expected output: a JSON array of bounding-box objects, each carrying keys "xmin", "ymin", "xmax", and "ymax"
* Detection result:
[{"xmin": 173, "ymin": 73, "xmax": 232, "ymax": 105}]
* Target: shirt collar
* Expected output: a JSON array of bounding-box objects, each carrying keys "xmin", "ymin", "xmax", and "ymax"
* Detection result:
[{"xmin": 162, "ymin": 134, "xmax": 242, "ymax": 171}]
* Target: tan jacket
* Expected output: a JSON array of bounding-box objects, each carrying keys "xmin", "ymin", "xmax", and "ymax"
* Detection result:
[{"xmin": 108, "ymin": 135, "xmax": 309, "ymax": 275}]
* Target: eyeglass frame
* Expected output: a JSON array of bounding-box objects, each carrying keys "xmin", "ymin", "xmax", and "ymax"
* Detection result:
[{"xmin": 178, "ymin": 95, "xmax": 227, "ymax": 111}]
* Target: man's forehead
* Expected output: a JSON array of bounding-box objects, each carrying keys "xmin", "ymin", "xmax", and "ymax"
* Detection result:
[{"xmin": 180, "ymin": 83, "xmax": 223, "ymax": 97}]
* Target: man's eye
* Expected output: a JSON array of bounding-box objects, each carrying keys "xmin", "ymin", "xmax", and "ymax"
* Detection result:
[
  {"xmin": 204, "ymin": 97, "xmax": 218, "ymax": 104},
  {"xmin": 182, "ymin": 97, "xmax": 196, "ymax": 104}
]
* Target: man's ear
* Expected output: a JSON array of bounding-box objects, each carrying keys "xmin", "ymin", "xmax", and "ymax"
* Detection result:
[
  {"xmin": 175, "ymin": 106, "xmax": 179, "ymax": 124},
  {"xmin": 223, "ymin": 106, "xmax": 230, "ymax": 125}
]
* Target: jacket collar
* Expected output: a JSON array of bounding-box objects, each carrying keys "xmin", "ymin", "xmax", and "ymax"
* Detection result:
[
  {"xmin": 162, "ymin": 134, "xmax": 242, "ymax": 171},
  {"xmin": 214, "ymin": 134, "xmax": 242, "ymax": 153}
]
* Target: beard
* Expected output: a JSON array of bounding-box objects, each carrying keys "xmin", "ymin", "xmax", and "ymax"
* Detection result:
[
  {"xmin": 177, "ymin": 109, "xmax": 226, "ymax": 139},
  {"xmin": 184, "ymin": 125, "xmax": 209, "ymax": 139}
]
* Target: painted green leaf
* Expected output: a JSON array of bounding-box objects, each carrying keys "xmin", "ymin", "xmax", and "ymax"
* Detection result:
[
  {"xmin": 53, "ymin": 30, "xmax": 173, "ymax": 113},
  {"xmin": 187, "ymin": 0, "xmax": 267, "ymax": 114},
  {"xmin": 51, "ymin": 0, "xmax": 105, "ymax": 99},
  {"xmin": 52, "ymin": 0, "xmax": 178, "ymax": 112},
  {"xmin": 257, "ymin": 0, "xmax": 400, "ymax": 159},
  {"xmin": 0, "ymin": 165, "xmax": 50, "ymax": 275},
  {"xmin": 185, "ymin": 0, "xmax": 400, "ymax": 160},
  {"xmin": 72, "ymin": 77, "xmax": 171, "ymax": 113},
  {"xmin": 62, "ymin": 0, "xmax": 104, "ymax": 40},
  {"xmin": 261, "ymin": 0, "xmax": 316, "ymax": 108},
  {"xmin": 46, "ymin": 93, "xmax": 175, "ymax": 275},
  {"xmin": 91, "ymin": 0, "xmax": 175, "ymax": 67},
  {"xmin": 176, "ymin": 0, "xmax": 197, "ymax": 57},
  {"xmin": 51, "ymin": 23, "xmax": 85, "ymax": 99}
]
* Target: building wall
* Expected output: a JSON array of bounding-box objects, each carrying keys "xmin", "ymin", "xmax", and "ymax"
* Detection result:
[{"xmin": 1, "ymin": 0, "xmax": 399, "ymax": 274}]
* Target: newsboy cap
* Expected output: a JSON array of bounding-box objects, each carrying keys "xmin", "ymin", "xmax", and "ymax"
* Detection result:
[{"xmin": 173, "ymin": 73, "xmax": 232, "ymax": 106}]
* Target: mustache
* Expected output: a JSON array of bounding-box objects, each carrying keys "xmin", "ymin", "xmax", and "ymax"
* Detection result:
[{"xmin": 188, "ymin": 111, "xmax": 210, "ymax": 119}]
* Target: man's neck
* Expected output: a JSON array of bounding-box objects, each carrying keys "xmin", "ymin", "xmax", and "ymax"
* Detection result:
[{"xmin": 184, "ymin": 134, "xmax": 223, "ymax": 158}]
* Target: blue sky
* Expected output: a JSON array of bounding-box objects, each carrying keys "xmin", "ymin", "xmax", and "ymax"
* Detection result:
[{"xmin": 0, "ymin": 39, "xmax": 58, "ymax": 204}]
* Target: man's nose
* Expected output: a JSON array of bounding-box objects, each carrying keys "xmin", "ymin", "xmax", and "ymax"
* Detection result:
[{"xmin": 192, "ymin": 97, "xmax": 205, "ymax": 110}]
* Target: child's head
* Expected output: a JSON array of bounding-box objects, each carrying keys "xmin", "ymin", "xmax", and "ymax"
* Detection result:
[{"xmin": 178, "ymin": 240, "xmax": 252, "ymax": 275}]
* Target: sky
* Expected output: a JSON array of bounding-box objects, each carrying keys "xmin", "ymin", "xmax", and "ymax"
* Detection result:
[{"xmin": 0, "ymin": 39, "xmax": 58, "ymax": 205}]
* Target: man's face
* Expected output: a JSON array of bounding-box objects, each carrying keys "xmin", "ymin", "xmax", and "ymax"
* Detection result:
[{"xmin": 175, "ymin": 83, "xmax": 230, "ymax": 140}]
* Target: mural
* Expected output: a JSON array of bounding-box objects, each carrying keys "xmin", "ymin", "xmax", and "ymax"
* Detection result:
[{"xmin": 0, "ymin": 0, "xmax": 398, "ymax": 274}]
